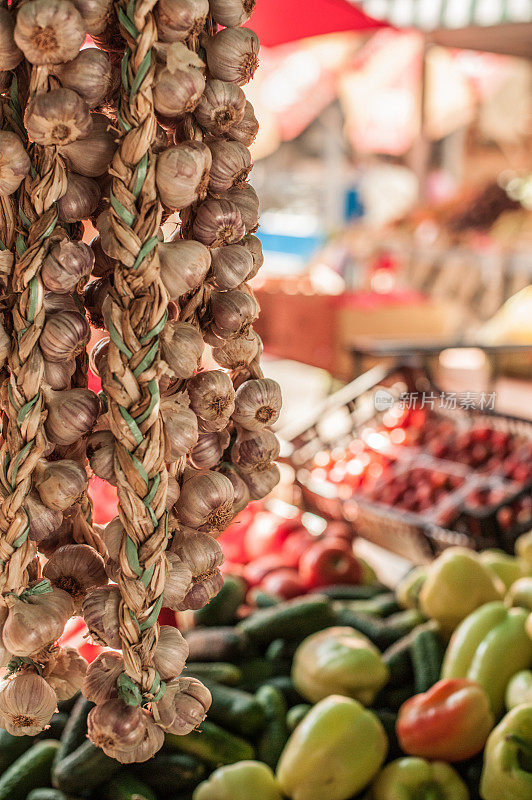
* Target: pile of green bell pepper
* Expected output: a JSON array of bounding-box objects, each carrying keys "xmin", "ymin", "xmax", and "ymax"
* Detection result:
[{"xmin": 481, "ymin": 704, "xmax": 532, "ymax": 800}]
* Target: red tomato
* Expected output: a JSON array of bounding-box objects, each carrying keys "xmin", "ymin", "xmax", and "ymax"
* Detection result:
[
  {"xmin": 244, "ymin": 553, "xmax": 288, "ymax": 586},
  {"xmin": 299, "ymin": 541, "xmax": 362, "ymax": 589},
  {"xmin": 260, "ymin": 568, "xmax": 306, "ymax": 600},
  {"xmin": 282, "ymin": 527, "xmax": 315, "ymax": 568},
  {"xmin": 244, "ymin": 512, "xmax": 302, "ymax": 561}
]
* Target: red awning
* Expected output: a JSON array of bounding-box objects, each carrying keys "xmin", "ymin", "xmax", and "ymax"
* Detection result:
[{"xmin": 248, "ymin": 0, "xmax": 387, "ymax": 48}]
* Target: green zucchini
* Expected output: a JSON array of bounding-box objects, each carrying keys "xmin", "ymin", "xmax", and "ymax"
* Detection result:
[
  {"xmin": 373, "ymin": 710, "xmax": 402, "ymax": 761},
  {"xmin": 382, "ymin": 633, "xmax": 415, "ymax": 687},
  {"xmin": 0, "ymin": 739, "xmax": 60, "ymax": 800},
  {"xmin": 194, "ymin": 575, "xmax": 246, "ymax": 627},
  {"xmin": 0, "ymin": 728, "xmax": 33, "ymax": 773},
  {"xmin": 376, "ymin": 609, "xmax": 427, "ymax": 649},
  {"xmin": 133, "ymin": 752, "xmax": 206, "ymax": 794},
  {"xmin": 237, "ymin": 595, "xmax": 334, "ymax": 645},
  {"xmin": 102, "ymin": 771, "xmax": 157, "ymax": 800},
  {"xmin": 183, "ymin": 627, "xmax": 249, "ymax": 662},
  {"xmin": 333, "ymin": 605, "xmax": 388, "ymax": 644},
  {"xmin": 53, "ymin": 695, "xmax": 94, "ymax": 768},
  {"xmin": 39, "ymin": 712, "xmax": 69, "ymax": 741},
  {"xmin": 286, "ymin": 703, "xmax": 311, "ymax": 731},
  {"xmin": 57, "ymin": 693, "xmax": 80, "ymax": 715},
  {"xmin": 256, "ymin": 685, "xmax": 289, "ymax": 769},
  {"xmin": 165, "ymin": 720, "xmax": 255, "ymax": 767},
  {"xmin": 185, "ymin": 662, "xmax": 242, "ymax": 686},
  {"xmin": 52, "ymin": 741, "xmax": 121, "ymax": 794},
  {"xmin": 201, "ymin": 681, "xmax": 266, "ymax": 736},
  {"xmin": 238, "ymin": 658, "xmax": 276, "ymax": 690},
  {"xmin": 26, "ymin": 791, "xmax": 77, "ymax": 800},
  {"xmin": 340, "ymin": 593, "xmax": 399, "ymax": 616},
  {"xmin": 410, "ymin": 626, "xmax": 444, "ymax": 693},
  {"xmin": 319, "ymin": 584, "xmax": 388, "ymax": 600},
  {"xmin": 259, "ymin": 676, "xmax": 304, "ymax": 707}
]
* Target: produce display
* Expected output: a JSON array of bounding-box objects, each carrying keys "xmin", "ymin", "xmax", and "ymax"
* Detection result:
[
  {"xmin": 0, "ymin": 0, "xmax": 281, "ymax": 767},
  {"xmin": 1, "ymin": 533, "xmax": 532, "ymax": 799}
]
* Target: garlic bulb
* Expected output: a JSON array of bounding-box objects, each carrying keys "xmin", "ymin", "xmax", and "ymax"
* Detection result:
[
  {"xmin": 38, "ymin": 513, "xmax": 76, "ymax": 557},
  {"xmin": 42, "ymin": 240, "xmax": 94, "ymax": 293},
  {"xmin": 208, "ymin": 141, "xmax": 251, "ymax": 195},
  {"xmin": 0, "ymin": 131, "xmax": 31, "ymax": 197},
  {"xmin": 160, "ymin": 399, "xmax": 199, "ymax": 461},
  {"xmin": 44, "ymin": 646, "xmax": 88, "ymax": 701},
  {"xmin": 170, "ymin": 527, "xmax": 224, "ymax": 605},
  {"xmin": 43, "ymin": 544, "xmax": 107, "ymax": 608},
  {"xmin": 153, "ymin": 625, "xmax": 189, "ymax": 681},
  {"xmin": 59, "ymin": 113, "xmax": 116, "ymax": 177},
  {"xmin": 189, "ymin": 431, "xmax": 228, "ymax": 470},
  {"xmin": 25, "ymin": 88, "xmax": 92, "ymax": 146},
  {"xmin": 209, "ymin": 244, "xmax": 253, "ymax": 291},
  {"xmin": 222, "ymin": 183, "xmax": 259, "ymax": 231},
  {"xmin": 241, "ymin": 232, "xmax": 264, "ymax": 278},
  {"xmin": 87, "ymin": 699, "xmax": 147, "ymax": 757},
  {"xmin": 0, "ymin": 673, "xmax": 57, "ymax": 736},
  {"xmin": 53, "ymin": 47, "xmax": 114, "ymax": 108},
  {"xmin": 0, "ymin": 8, "xmax": 23, "ymax": 71},
  {"xmin": 209, "ymin": 289, "xmax": 258, "ymax": 339},
  {"xmin": 100, "ymin": 516, "xmax": 123, "ymax": 580},
  {"xmin": 232, "ymin": 429, "xmax": 280, "ymax": 473},
  {"xmin": 87, "ymin": 429, "xmax": 117, "ymax": 485},
  {"xmin": 162, "ymin": 553, "xmax": 193, "ymax": 610},
  {"xmin": 155, "ymin": 0, "xmax": 209, "ymax": 42},
  {"xmin": 83, "ymin": 277, "xmax": 110, "ymax": 328},
  {"xmin": 43, "ymin": 358, "xmax": 76, "ymax": 390},
  {"xmin": 110, "ymin": 713, "xmax": 165, "ymax": 764},
  {"xmin": 44, "ymin": 388, "xmax": 100, "ymax": 446},
  {"xmin": 227, "ymin": 99, "xmax": 259, "ymax": 146},
  {"xmin": 160, "ymin": 321, "xmax": 204, "ymax": 379},
  {"xmin": 3, "ymin": 584, "xmax": 74, "ymax": 656},
  {"xmin": 90, "ymin": 235, "xmax": 115, "ymax": 278},
  {"xmin": 83, "ymin": 650, "xmax": 123, "ymax": 705},
  {"xmin": 35, "ymin": 459, "xmax": 88, "ymax": 511},
  {"xmin": 187, "ymin": 370, "xmax": 235, "ymax": 424},
  {"xmin": 232, "ymin": 378, "xmax": 282, "ymax": 430},
  {"xmin": 195, "ymin": 79, "xmax": 245, "ymax": 136},
  {"xmin": 40, "ymin": 310, "xmax": 90, "ymax": 363},
  {"xmin": 219, "ymin": 462, "xmax": 250, "ymax": 514},
  {"xmin": 175, "ymin": 470, "xmax": 234, "ymax": 534},
  {"xmin": 193, "ymin": 198, "xmax": 245, "ymax": 247},
  {"xmin": 205, "ymin": 27, "xmax": 259, "ymax": 86},
  {"xmin": 154, "ymin": 60, "xmax": 205, "ymax": 118},
  {"xmin": 82, "ymin": 584, "xmax": 121, "ymax": 649},
  {"xmin": 15, "ymin": 0, "xmax": 86, "ymax": 65},
  {"xmin": 58, "ymin": 173, "xmax": 101, "ymax": 223},
  {"xmin": 26, "ymin": 491, "xmax": 63, "ymax": 543},
  {"xmin": 158, "ymin": 239, "xmax": 211, "ymax": 301},
  {"xmin": 153, "ymin": 677, "xmax": 210, "ymax": 734},
  {"xmin": 209, "ymin": 0, "xmax": 256, "ymax": 27},
  {"xmin": 72, "ymin": 0, "xmax": 113, "ymax": 35},
  {"xmin": 156, "ymin": 142, "xmax": 211, "ymax": 210},
  {"xmin": 212, "ymin": 331, "xmax": 260, "ymax": 370},
  {"xmin": 241, "ymin": 463, "xmax": 280, "ymax": 500}
]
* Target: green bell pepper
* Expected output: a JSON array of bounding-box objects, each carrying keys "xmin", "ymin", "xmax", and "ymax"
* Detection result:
[
  {"xmin": 480, "ymin": 704, "xmax": 532, "ymax": 800},
  {"xmin": 419, "ymin": 548, "xmax": 504, "ymax": 635},
  {"xmin": 276, "ymin": 695, "xmax": 387, "ymax": 800},
  {"xmin": 515, "ymin": 531, "xmax": 532, "ymax": 566},
  {"xmin": 506, "ymin": 577, "xmax": 532, "ymax": 611},
  {"xmin": 506, "ymin": 671, "xmax": 532, "ymax": 710},
  {"xmin": 193, "ymin": 761, "xmax": 283, "ymax": 800},
  {"xmin": 396, "ymin": 567, "xmax": 427, "ymax": 610},
  {"xmin": 368, "ymin": 757, "xmax": 469, "ymax": 800},
  {"xmin": 480, "ymin": 550, "xmax": 531, "ymax": 591},
  {"xmin": 441, "ymin": 601, "xmax": 532, "ymax": 714},
  {"xmin": 291, "ymin": 626, "xmax": 389, "ymax": 705}
]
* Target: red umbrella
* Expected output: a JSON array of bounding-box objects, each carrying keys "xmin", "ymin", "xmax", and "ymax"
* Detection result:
[{"xmin": 248, "ymin": 0, "xmax": 386, "ymax": 48}]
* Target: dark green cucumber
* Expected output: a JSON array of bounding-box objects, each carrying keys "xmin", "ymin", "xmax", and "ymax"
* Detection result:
[
  {"xmin": 340, "ymin": 593, "xmax": 399, "ymax": 616},
  {"xmin": 260, "ymin": 676, "xmax": 304, "ymax": 707},
  {"xmin": 102, "ymin": 771, "xmax": 157, "ymax": 800},
  {"xmin": 376, "ymin": 609, "xmax": 427, "ymax": 649},
  {"xmin": 333, "ymin": 605, "xmax": 389, "ymax": 644},
  {"xmin": 375, "ymin": 685, "xmax": 415, "ymax": 712},
  {"xmin": 52, "ymin": 741, "xmax": 121, "ymax": 794},
  {"xmin": 53, "ymin": 695, "xmax": 94, "ymax": 768},
  {"xmin": 39, "ymin": 713, "xmax": 69, "ymax": 741},
  {"xmin": 133, "ymin": 752, "xmax": 206, "ymax": 794},
  {"xmin": 319, "ymin": 584, "xmax": 389, "ymax": 600},
  {"xmin": 57, "ymin": 693, "xmax": 80, "ymax": 715},
  {"xmin": 194, "ymin": 575, "xmax": 246, "ymax": 627},
  {"xmin": 373, "ymin": 710, "xmax": 402, "ymax": 761},
  {"xmin": 252, "ymin": 590, "xmax": 281, "ymax": 608},
  {"xmin": 183, "ymin": 627, "xmax": 249, "ymax": 662},
  {"xmin": 455, "ymin": 755, "xmax": 483, "ymax": 800},
  {"xmin": 286, "ymin": 703, "xmax": 311, "ymax": 731},
  {"xmin": 382, "ymin": 633, "xmax": 415, "ymax": 687},
  {"xmin": 26, "ymin": 791, "xmax": 77, "ymax": 800},
  {"xmin": 0, "ymin": 728, "xmax": 33, "ymax": 772},
  {"xmin": 165, "ymin": 720, "xmax": 255, "ymax": 767},
  {"xmin": 410, "ymin": 626, "xmax": 444, "ymax": 693},
  {"xmin": 237, "ymin": 595, "xmax": 334, "ymax": 645},
  {"xmin": 201, "ymin": 681, "xmax": 266, "ymax": 736},
  {"xmin": 256, "ymin": 685, "xmax": 289, "ymax": 770},
  {"xmin": 186, "ymin": 662, "xmax": 242, "ymax": 686},
  {"xmin": 0, "ymin": 739, "xmax": 60, "ymax": 800},
  {"xmin": 238, "ymin": 658, "xmax": 277, "ymax": 690}
]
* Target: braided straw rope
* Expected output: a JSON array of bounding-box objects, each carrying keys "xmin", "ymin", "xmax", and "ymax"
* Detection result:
[{"xmin": 103, "ymin": 0, "xmax": 169, "ymax": 700}]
